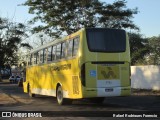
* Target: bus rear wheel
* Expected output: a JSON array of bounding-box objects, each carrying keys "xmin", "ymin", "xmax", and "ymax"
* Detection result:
[
  {"xmin": 56, "ymin": 85, "xmax": 72, "ymax": 105},
  {"xmin": 56, "ymin": 85, "xmax": 63, "ymax": 105}
]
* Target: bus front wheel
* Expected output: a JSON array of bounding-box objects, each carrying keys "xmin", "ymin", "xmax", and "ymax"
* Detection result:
[{"xmin": 56, "ymin": 85, "xmax": 72, "ymax": 105}]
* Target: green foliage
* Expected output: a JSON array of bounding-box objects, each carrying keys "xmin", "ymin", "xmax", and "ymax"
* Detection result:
[
  {"xmin": 23, "ymin": 0, "xmax": 139, "ymax": 38},
  {"xmin": 97, "ymin": 0, "xmax": 139, "ymax": 29},
  {"xmin": 128, "ymin": 33, "xmax": 150, "ymax": 65},
  {"xmin": 0, "ymin": 17, "xmax": 32, "ymax": 66},
  {"xmin": 148, "ymin": 36, "xmax": 160, "ymax": 65}
]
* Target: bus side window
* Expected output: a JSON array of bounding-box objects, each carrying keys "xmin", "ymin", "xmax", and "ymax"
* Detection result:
[
  {"xmin": 61, "ymin": 42, "xmax": 67, "ymax": 59},
  {"xmin": 28, "ymin": 55, "xmax": 31, "ymax": 66},
  {"xmin": 56, "ymin": 43, "xmax": 61, "ymax": 60},
  {"xmin": 40, "ymin": 50, "xmax": 44, "ymax": 63},
  {"xmin": 73, "ymin": 37, "xmax": 80, "ymax": 56},
  {"xmin": 67, "ymin": 39, "xmax": 73, "ymax": 57},
  {"xmin": 33, "ymin": 53, "xmax": 37, "ymax": 64},
  {"xmin": 37, "ymin": 51, "xmax": 40, "ymax": 64},
  {"xmin": 30, "ymin": 54, "xmax": 33, "ymax": 65},
  {"xmin": 47, "ymin": 46, "xmax": 52, "ymax": 62},
  {"xmin": 52, "ymin": 45, "xmax": 56, "ymax": 61},
  {"xmin": 44, "ymin": 48, "xmax": 47, "ymax": 63}
]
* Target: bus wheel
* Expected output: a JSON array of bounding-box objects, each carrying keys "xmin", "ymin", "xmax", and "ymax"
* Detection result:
[
  {"xmin": 28, "ymin": 85, "xmax": 35, "ymax": 97},
  {"xmin": 56, "ymin": 85, "xmax": 72, "ymax": 105},
  {"xmin": 56, "ymin": 85, "xmax": 64, "ymax": 105}
]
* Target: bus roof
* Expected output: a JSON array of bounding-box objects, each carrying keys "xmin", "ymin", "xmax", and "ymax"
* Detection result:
[{"xmin": 29, "ymin": 28, "xmax": 125, "ymax": 54}]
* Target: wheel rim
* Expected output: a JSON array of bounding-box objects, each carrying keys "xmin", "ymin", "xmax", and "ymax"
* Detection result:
[{"xmin": 57, "ymin": 87, "xmax": 63, "ymax": 104}]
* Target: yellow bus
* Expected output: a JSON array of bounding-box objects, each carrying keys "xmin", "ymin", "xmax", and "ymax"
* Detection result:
[{"xmin": 23, "ymin": 28, "xmax": 131, "ymax": 105}]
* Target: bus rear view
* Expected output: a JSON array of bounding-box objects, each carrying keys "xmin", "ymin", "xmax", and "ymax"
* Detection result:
[{"xmin": 80, "ymin": 28, "xmax": 131, "ymax": 101}]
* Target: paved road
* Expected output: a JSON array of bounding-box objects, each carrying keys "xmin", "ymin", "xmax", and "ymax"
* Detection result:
[{"xmin": 0, "ymin": 82, "xmax": 160, "ymax": 119}]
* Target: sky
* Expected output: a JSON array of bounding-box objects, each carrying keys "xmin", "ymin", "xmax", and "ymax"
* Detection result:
[{"xmin": 0, "ymin": 0, "xmax": 160, "ymax": 37}]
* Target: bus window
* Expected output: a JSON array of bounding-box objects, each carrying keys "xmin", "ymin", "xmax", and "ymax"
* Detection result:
[
  {"xmin": 61, "ymin": 42, "xmax": 66, "ymax": 59},
  {"xmin": 86, "ymin": 29, "xmax": 126, "ymax": 52},
  {"xmin": 40, "ymin": 50, "xmax": 44, "ymax": 63},
  {"xmin": 33, "ymin": 53, "xmax": 37, "ymax": 64},
  {"xmin": 44, "ymin": 48, "xmax": 47, "ymax": 63},
  {"xmin": 73, "ymin": 37, "xmax": 79, "ymax": 56},
  {"xmin": 56, "ymin": 43, "xmax": 61, "ymax": 60},
  {"xmin": 67, "ymin": 39, "xmax": 73, "ymax": 57},
  {"xmin": 28, "ymin": 55, "xmax": 31, "ymax": 66},
  {"xmin": 47, "ymin": 46, "xmax": 52, "ymax": 62},
  {"xmin": 37, "ymin": 51, "xmax": 40, "ymax": 64},
  {"xmin": 30, "ymin": 54, "xmax": 33, "ymax": 65},
  {"xmin": 52, "ymin": 46, "xmax": 56, "ymax": 61}
]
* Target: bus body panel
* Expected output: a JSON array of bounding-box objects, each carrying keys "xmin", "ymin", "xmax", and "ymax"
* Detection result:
[
  {"xmin": 80, "ymin": 29, "xmax": 131, "ymax": 98},
  {"xmin": 24, "ymin": 57, "xmax": 83, "ymax": 99}
]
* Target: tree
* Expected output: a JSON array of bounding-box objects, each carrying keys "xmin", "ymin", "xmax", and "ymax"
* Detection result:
[
  {"xmin": 31, "ymin": 32, "xmax": 52, "ymax": 48},
  {"xmin": 128, "ymin": 33, "xmax": 150, "ymax": 65},
  {"xmin": 97, "ymin": 0, "xmax": 138, "ymax": 30},
  {"xmin": 148, "ymin": 36, "xmax": 160, "ymax": 65},
  {"xmin": 0, "ymin": 17, "xmax": 32, "ymax": 80},
  {"xmin": 23, "ymin": 0, "xmax": 139, "ymax": 38}
]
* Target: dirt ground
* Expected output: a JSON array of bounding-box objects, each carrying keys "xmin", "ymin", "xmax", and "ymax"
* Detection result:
[
  {"xmin": 0, "ymin": 79, "xmax": 160, "ymax": 106},
  {"xmin": 1, "ymin": 80, "xmax": 160, "ymax": 120},
  {"xmin": 132, "ymin": 88, "xmax": 160, "ymax": 95}
]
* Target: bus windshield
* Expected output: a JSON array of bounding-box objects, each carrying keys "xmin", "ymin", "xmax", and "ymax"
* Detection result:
[{"xmin": 86, "ymin": 28, "xmax": 126, "ymax": 52}]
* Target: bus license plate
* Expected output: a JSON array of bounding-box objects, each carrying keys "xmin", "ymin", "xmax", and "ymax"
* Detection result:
[{"xmin": 105, "ymin": 88, "xmax": 113, "ymax": 92}]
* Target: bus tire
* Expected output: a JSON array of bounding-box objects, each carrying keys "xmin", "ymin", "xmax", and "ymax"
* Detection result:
[
  {"xmin": 56, "ymin": 85, "xmax": 72, "ymax": 105},
  {"xmin": 28, "ymin": 84, "xmax": 35, "ymax": 98}
]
